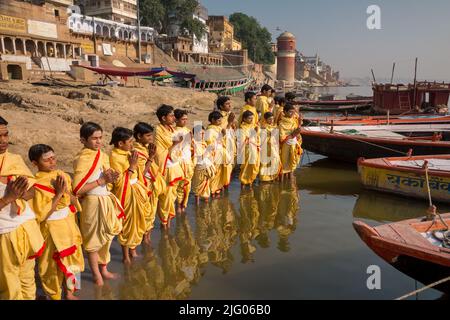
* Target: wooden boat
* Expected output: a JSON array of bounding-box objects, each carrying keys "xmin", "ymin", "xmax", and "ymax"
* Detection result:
[
  {"xmin": 353, "ymin": 214, "xmax": 450, "ymax": 293},
  {"xmin": 304, "ymin": 115, "xmax": 450, "ymax": 127},
  {"xmin": 299, "ymin": 103, "xmax": 372, "ymax": 113},
  {"xmin": 373, "ymin": 82, "xmax": 450, "ymax": 115},
  {"xmin": 301, "ymin": 127, "xmax": 450, "ymax": 163},
  {"xmin": 295, "ymin": 98, "xmax": 372, "ymax": 106},
  {"xmin": 191, "ymin": 77, "xmax": 252, "ymax": 95},
  {"xmin": 358, "ymin": 155, "xmax": 450, "ymax": 204}
]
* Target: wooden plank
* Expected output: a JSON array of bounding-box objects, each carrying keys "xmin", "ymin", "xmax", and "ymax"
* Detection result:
[
  {"xmin": 375, "ymin": 225, "xmax": 406, "ymax": 243},
  {"xmin": 390, "ymin": 224, "xmax": 440, "ymax": 251}
]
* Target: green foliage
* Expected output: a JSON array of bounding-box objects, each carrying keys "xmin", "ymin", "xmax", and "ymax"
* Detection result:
[
  {"xmin": 229, "ymin": 12, "xmax": 275, "ymax": 65},
  {"xmin": 139, "ymin": 0, "xmax": 206, "ymax": 39}
]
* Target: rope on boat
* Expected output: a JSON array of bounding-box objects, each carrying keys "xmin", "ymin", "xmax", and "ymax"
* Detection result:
[
  {"xmin": 331, "ymin": 131, "xmax": 409, "ymax": 156},
  {"xmin": 422, "ymin": 163, "xmax": 450, "ymax": 249},
  {"xmin": 395, "ymin": 276, "xmax": 450, "ymax": 300}
]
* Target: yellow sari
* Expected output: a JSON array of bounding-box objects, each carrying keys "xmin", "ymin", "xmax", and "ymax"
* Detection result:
[
  {"xmin": 205, "ymin": 124, "xmax": 228, "ymax": 194},
  {"xmin": 259, "ymin": 124, "xmax": 281, "ymax": 182},
  {"xmin": 33, "ymin": 170, "xmax": 84, "ymax": 300},
  {"xmin": 192, "ymin": 139, "xmax": 216, "ymax": 200},
  {"xmin": 110, "ymin": 148, "xmax": 150, "ymax": 249},
  {"xmin": 219, "ymin": 110, "xmax": 236, "ymax": 187},
  {"xmin": 279, "ymin": 116, "xmax": 302, "ymax": 174},
  {"xmin": 154, "ymin": 124, "xmax": 185, "ymax": 225},
  {"xmin": 73, "ymin": 148, "xmax": 123, "ymax": 265},
  {"xmin": 238, "ymin": 122, "xmax": 261, "ymax": 185},
  {"xmin": 133, "ymin": 142, "xmax": 166, "ymax": 232},
  {"xmin": 0, "ymin": 151, "xmax": 44, "ymax": 300},
  {"xmin": 256, "ymin": 96, "xmax": 271, "ymax": 125},
  {"xmin": 174, "ymin": 126, "xmax": 194, "ymax": 208}
]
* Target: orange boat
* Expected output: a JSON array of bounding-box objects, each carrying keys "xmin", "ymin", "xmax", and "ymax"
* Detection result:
[{"xmin": 353, "ymin": 214, "xmax": 450, "ymax": 293}]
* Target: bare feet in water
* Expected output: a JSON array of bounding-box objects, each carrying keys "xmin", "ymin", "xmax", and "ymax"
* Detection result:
[
  {"xmin": 100, "ymin": 265, "xmax": 119, "ymax": 280},
  {"xmin": 130, "ymin": 248, "xmax": 140, "ymax": 259},
  {"xmin": 93, "ymin": 276, "xmax": 104, "ymax": 287}
]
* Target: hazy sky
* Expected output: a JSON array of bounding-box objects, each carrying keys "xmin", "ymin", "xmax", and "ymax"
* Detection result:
[{"xmin": 201, "ymin": 0, "xmax": 450, "ymax": 80}]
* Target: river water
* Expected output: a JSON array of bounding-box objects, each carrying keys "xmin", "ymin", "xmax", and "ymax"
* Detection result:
[
  {"xmin": 75, "ymin": 86, "xmax": 448, "ymax": 300},
  {"xmin": 75, "ymin": 152, "xmax": 448, "ymax": 300}
]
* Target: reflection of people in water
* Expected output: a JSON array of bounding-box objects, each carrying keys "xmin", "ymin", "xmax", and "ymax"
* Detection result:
[
  {"xmin": 255, "ymin": 183, "xmax": 281, "ymax": 248},
  {"xmin": 195, "ymin": 197, "xmax": 238, "ymax": 274},
  {"xmin": 209, "ymin": 198, "xmax": 238, "ymax": 273},
  {"xmin": 175, "ymin": 214, "xmax": 202, "ymax": 286},
  {"xmin": 238, "ymin": 188, "xmax": 260, "ymax": 263},
  {"xmin": 275, "ymin": 178, "xmax": 300, "ymax": 253}
]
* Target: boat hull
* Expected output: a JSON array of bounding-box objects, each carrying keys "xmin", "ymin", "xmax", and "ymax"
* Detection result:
[
  {"xmin": 300, "ymin": 104, "xmax": 372, "ymax": 113},
  {"xmin": 358, "ymin": 162, "xmax": 450, "ymax": 204},
  {"xmin": 353, "ymin": 221, "xmax": 450, "ymax": 294},
  {"xmin": 298, "ymin": 99, "xmax": 372, "ymax": 106},
  {"xmin": 301, "ymin": 130, "xmax": 450, "ymax": 162}
]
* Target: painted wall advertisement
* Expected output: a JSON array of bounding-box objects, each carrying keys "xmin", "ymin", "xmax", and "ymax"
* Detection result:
[
  {"xmin": 27, "ymin": 20, "xmax": 58, "ymax": 39},
  {"xmin": 0, "ymin": 14, "xmax": 26, "ymax": 33}
]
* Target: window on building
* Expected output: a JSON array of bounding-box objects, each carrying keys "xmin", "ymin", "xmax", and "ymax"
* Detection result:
[{"xmin": 54, "ymin": 9, "xmax": 60, "ymax": 17}]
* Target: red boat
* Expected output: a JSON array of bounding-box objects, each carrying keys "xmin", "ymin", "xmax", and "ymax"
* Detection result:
[
  {"xmin": 301, "ymin": 127, "xmax": 450, "ymax": 163},
  {"xmin": 373, "ymin": 82, "xmax": 450, "ymax": 115},
  {"xmin": 304, "ymin": 115, "xmax": 450, "ymax": 126},
  {"xmin": 353, "ymin": 214, "xmax": 450, "ymax": 293}
]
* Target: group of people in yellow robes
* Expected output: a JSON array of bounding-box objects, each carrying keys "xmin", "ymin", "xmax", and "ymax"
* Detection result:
[{"xmin": 0, "ymin": 86, "xmax": 302, "ymax": 300}]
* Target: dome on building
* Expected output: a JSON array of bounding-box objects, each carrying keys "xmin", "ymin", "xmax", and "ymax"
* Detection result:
[{"xmin": 278, "ymin": 31, "xmax": 295, "ymax": 39}]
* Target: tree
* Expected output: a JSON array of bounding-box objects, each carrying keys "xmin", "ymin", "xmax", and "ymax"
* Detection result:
[
  {"xmin": 139, "ymin": 0, "xmax": 206, "ymax": 40},
  {"xmin": 229, "ymin": 13, "xmax": 275, "ymax": 65}
]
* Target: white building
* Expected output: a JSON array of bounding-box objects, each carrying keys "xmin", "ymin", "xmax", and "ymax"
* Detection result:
[
  {"xmin": 68, "ymin": 12, "xmax": 157, "ymax": 43},
  {"xmin": 192, "ymin": 8, "xmax": 209, "ymax": 54}
]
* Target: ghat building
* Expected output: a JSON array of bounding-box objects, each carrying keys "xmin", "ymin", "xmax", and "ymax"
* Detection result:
[{"xmin": 0, "ymin": 0, "xmax": 156, "ymax": 80}]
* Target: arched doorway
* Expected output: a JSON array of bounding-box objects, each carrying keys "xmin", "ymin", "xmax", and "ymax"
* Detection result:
[
  {"xmin": 25, "ymin": 40, "xmax": 36, "ymax": 56},
  {"xmin": 102, "ymin": 26, "xmax": 109, "ymax": 37},
  {"xmin": 95, "ymin": 25, "xmax": 101, "ymax": 35},
  {"xmin": 14, "ymin": 39, "xmax": 24, "ymax": 55},
  {"xmin": 7, "ymin": 64, "xmax": 23, "ymax": 80},
  {"xmin": 56, "ymin": 43, "xmax": 64, "ymax": 58},
  {"xmin": 4, "ymin": 38, "xmax": 13, "ymax": 54},
  {"xmin": 123, "ymin": 30, "xmax": 129, "ymax": 40},
  {"xmin": 110, "ymin": 28, "xmax": 116, "ymax": 38},
  {"xmin": 141, "ymin": 32, "xmax": 146, "ymax": 42},
  {"xmin": 37, "ymin": 41, "xmax": 45, "ymax": 57},
  {"xmin": 118, "ymin": 30, "xmax": 123, "ymax": 40},
  {"xmin": 46, "ymin": 42, "xmax": 55, "ymax": 57}
]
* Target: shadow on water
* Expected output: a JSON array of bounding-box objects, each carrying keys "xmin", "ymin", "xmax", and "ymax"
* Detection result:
[
  {"xmin": 353, "ymin": 191, "xmax": 450, "ymax": 224},
  {"xmin": 298, "ymin": 156, "xmax": 361, "ymax": 196}
]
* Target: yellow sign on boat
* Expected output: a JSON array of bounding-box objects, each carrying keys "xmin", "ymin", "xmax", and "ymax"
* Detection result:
[{"xmin": 359, "ymin": 165, "xmax": 450, "ymax": 204}]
